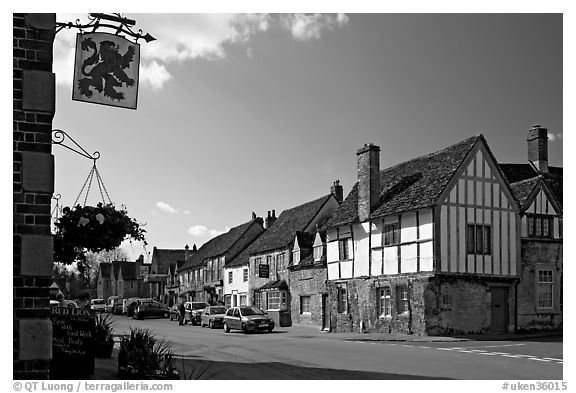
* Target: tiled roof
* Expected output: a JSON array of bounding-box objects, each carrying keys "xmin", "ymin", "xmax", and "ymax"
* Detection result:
[
  {"xmin": 246, "ymin": 194, "xmax": 334, "ymax": 255},
  {"xmin": 151, "ymin": 249, "xmax": 189, "ymax": 274},
  {"xmin": 499, "ymin": 164, "xmax": 563, "ymax": 207},
  {"xmin": 181, "ymin": 218, "xmax": 264, "ymax": 270},
  {"xmin": 325, "ymin": 135, "xmax": 481, "ymax": 228},
  {"xmin": 111, "ymin": 261, "xmax": 139, "ymax": 280},
  {"xmin": 295, "ymin": 232, "xmax": 316, "ymax": 249},
  {"xmin": 290, "ymin": 252, "xmax": 326, "ymax": 270},
  {"xmin": 224, "ymin": 246, "xmax": 252, "ymax": 269},
  {"xmin": 99, "ymin": 263, "xmax": 111, "ymax": 278},
  {"xmin": 257, "ymin": 279, "xmax": 288, "ymax": 291}
]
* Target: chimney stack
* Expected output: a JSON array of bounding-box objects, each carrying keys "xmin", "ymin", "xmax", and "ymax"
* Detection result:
[
  {"xmin": 184, "ymin": 244, "xmax": 189, "ymax": 260},
  {"xmin": 265, "ymin": 210, "xmax": 277, "ymax": 229},
  {"xmin": 331, "ymin": 180, "xmax": 343, "ymax": 203},
  {"xmin": 527, "ymin": 125, "xmax": 549, "ymax": 174},
  {"xmin": 357, "ymin": 143, "xmax": 381, "ymax": 222}
]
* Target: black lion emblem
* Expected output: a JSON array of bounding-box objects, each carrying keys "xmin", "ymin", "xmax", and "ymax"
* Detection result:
[{"xmin": 77, "ymin": 37, "xmax": 136, "ymax": 101}]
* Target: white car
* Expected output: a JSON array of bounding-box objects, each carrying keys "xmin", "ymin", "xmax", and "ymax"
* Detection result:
[{"xmin": 90, "ymin": 298, "xmax": 107, "ymax": 312}]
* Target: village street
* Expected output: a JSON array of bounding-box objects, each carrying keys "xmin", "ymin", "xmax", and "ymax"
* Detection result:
[{"xmin": 109, "ymin": 315, "xmax": 562, "ymax": 380}]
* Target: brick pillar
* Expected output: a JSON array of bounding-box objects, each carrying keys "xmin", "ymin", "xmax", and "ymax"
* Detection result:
[
  {"xmin": 357, "ymin": 143, "xmax": 381, "ymax": 222},
  {"xmin": 13, "ymin": 13, "xmax": 56, "ymax": 379},
  {"xmin": 527, "ymin": 125, "xmax": 549, "ymax": 174}
]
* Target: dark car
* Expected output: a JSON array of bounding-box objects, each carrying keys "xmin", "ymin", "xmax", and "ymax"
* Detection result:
[
  {"xmin": 200, "ymin": 306, "xmax": 227, "ymax": 329},
  {"xmin": 133, "ymin": 301, "xmax": 170, "ymax": 320},
  {"xmin": 125, "ymin": 298, "xmax": 152, "ymax": 318},
  {"xmin": 223, "ymin": 306, "xmax": 274, "ymax": 333},
  {"xmin": 184, "ymin": 301, "xmax": 208, "ymax": 325}
]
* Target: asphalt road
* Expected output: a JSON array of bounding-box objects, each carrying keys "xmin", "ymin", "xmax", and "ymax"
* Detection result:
[{"xmin": 109, "ymin": 314, "xmax": 563, "ymax": 380}]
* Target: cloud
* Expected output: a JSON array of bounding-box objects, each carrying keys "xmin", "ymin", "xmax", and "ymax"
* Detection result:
[
  {"xmin": 188, "ymin": 225, "xmax": 227, "ymax": 237},
  {"xmin": 548, "ymin": 133, "xmax": 562, "ymax": 142},
  {"xmin": 54, "ymin": 13, "xmax": 348, "ymax": 90},
  {"xmin": 183, "ymin": 210, "xmax": 192, "ymax": 215},
  {"xmin": 155, "ymin": 201, "xmax": 178, "ymax": 214},
  {"xmin": 283, "ymin": 13, "xmax": 349, "ymax": 41}
]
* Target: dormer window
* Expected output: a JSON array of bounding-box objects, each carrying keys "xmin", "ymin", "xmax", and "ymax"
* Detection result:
[
  {"xmin": 292, "ymin": 250, "xmax": 300, "ymax": 265},
  {"xmin": 527, "ymin": 214, "xmax": 553, "ymax": 238}
]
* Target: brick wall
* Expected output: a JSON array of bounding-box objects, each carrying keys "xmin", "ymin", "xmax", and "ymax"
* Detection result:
[
  {"xmin": 13, "ymin": 13, "xmax": 56, "ymax": 379},
  {"xmin": 328, "ymin": 274, "xmax": 516, "ymax": 336},
  {"xmin": 289, "ymin": 265, "xmax": 327, "ymax": 327},
  {"xmin": 517, "ymin": 240, "xmax": 563, "ymax": 330}
]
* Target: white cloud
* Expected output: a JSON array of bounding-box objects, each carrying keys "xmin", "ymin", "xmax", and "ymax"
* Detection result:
[
  {"xmin": 188, "ymin": 225, "xmax": 227, "ymax": 237},
  {"xmin": 548, "ymin": 133, "xmax": 556, "ymax": 141},
  {"xmin": 284, "ymin": 13, "xmax": 349, "ymax": 41},
  {"xmin": 54, "ymin": 13, "xmax": 348, "ymax": 90},
  {"xmin": 155, "ymin": 201, "xmax": 178, "ymax": 214},
  {"xmin": 184, "ymin": 210, "xmax": 192, "ymax": 215}
]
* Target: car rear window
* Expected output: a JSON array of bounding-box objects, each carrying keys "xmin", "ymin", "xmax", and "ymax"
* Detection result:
[
  {"xmin": 210, "ymin": 307, "xmax": 227, "ymax": 314},
  {"xmin": 192, "ymin": 303, "xmax": 208, "ymax": 310}
]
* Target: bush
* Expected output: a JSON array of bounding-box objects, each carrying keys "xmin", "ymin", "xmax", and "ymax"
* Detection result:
[{"xmin": 118, "ymin": 328, "xmax": 179, "ymax": 380}]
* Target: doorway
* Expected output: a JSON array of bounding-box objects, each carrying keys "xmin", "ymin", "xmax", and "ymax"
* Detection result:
[
  {"xmin": 491, "ymin": 287, "xmax": 508, "ymax": 332},
  {"xmin": 322, "ymin": 294, "xmax": 330, "ymax": 331}
]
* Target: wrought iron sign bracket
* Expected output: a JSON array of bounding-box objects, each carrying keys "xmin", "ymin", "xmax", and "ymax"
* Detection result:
[
  {"xmin": 56, "ymin": 13, "xmax": 156, "ymax": 43},
  {"xmin": 52, "ymin": 129, "xmax": 100, "ymax": 163}
]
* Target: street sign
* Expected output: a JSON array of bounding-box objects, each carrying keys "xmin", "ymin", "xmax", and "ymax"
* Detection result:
[
  {"xmin": 72, "ymin": 32, "xmax": 140, "ymax": 109},
  {"xmin": 258, "ymin": 264, "xmax": 270, "ymax": 278}
]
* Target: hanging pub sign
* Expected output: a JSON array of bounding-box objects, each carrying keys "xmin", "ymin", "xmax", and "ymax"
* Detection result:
[
  {"xmin": 258, "ymin": 264, "xmax": 270, "ymax": 278},
  {"xmin": 72, "ymin": 32, "xmax": 140, "ymax": 109}
]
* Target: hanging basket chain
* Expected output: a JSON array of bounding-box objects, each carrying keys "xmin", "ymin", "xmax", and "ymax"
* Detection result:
[
  {"xmin": 73, "ymin": 165, "xmax": 96, "ymax": 207},
  {"xmin": 94, "ymin": 164, "xmax": 112, "ymax": 205},
  {"xmin": 83, "ymin": 166, "xmax": 96, "ymax": 207}
]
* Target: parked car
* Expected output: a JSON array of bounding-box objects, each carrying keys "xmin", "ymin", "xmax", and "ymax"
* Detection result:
[
  {"xmin": 105, "ymin": 296, "xmax": 122, "ymax": 314},
  {"xmin": 90, "ymin": 298, "xmax": 106, "ymax": 312},
  {"xmin": 184, "ymin": 301, "xmax": 209, "ymax": 325},
  {"xmin": 200, "ymin": 306, "xmax": 227, "ymax": 329},
  {"xmin": 133, "ymin": 300, "xmax": 170, "ymax": 320},
  {"xmin": 223, "ymin": 306, "xmax": 274, "ymax": 333},
  {"xmin": 125, "ymin": 298, "xmax": 152, "ymax": 317}
]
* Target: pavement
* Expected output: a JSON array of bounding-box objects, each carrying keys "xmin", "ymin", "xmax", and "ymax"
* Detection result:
[{"xmin": 90, "ymin": 324, "xmax": 561, "ymax": 380}]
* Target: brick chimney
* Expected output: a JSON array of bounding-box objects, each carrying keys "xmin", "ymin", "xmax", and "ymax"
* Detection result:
[
  {"xmin": 265, "ymin": 210, "xmax": 277, "ymax": 229},
  {"xmin": 527, "ymin": 125, "xmax": 549, "ymax": 174},
  {"xmin": 357, "ymin": 143, "xmax": 381, "ymax": 222},
  {"xmin": 331, "ymin": 180, "xmax": 343, "ymax": 203},
  {"xmin": 184, "ymin": 244, "xmax": 189, "ymax": 260}
]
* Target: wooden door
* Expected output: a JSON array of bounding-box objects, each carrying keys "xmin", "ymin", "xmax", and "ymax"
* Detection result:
[{"xmin": 491, "ymin": 287, "xmax": 508, "ymax": 332}]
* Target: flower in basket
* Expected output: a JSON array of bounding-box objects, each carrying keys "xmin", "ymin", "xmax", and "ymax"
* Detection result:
[{"xmin": 53, "ymin": 203, "xmax": 146, "ymax": 264}]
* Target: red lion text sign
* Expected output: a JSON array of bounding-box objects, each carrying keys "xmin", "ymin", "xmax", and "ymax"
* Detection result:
[{"xmin": 72, "ymin": 32, "xmax": 140, "ymax": 109}]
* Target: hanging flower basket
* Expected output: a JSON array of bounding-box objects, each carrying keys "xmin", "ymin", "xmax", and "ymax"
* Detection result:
[{"xmin": 53, "ymin": 203, "xmax": 146, "ymax": 264}]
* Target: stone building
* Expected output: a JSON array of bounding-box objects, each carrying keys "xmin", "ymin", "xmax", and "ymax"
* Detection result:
[
  {"xmin": 500, "ymin": 126, "xmax": 563, "ymax": 331},
  {"xmin": 145, "ymin": 246, "xmax": 191, "ymax": 303},
  {"xmin": 239, "ymin": 185, "xmax": 341, "ymax": 327},
  {"xmin": 179, "ymin": 214, "xmax": 266, "ymax": 305},
  {"xmin": 13, "ymin": 13, "xmax": 57, "ymax": 379},
  {"xmin": 325, "ymin": 135, "xmax": 521, "ymax": 335},
  {"xmin": 288, "ymin": 231, "xmax": 330, "ymax": 330},
  {"xmin": 96, "ymin": 256, "xmax": 147, "ymax": 300}
]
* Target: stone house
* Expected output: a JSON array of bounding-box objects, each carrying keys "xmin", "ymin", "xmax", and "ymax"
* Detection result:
[
  {"xmin": 325, "ymin": 135, "xmax": 521, "ymax": 335},
  {"xmin": 499, "ymin": 126, "xmax": 562, "ymax": 331},
  {"xmin": 146, "ymin": 246, "xmax": 191, "ymax": 303},
  {"xmin": 178, "ymin": 214, "xmax": 265, "ymax": 305},
  {"xmin": 240, "ymin": 184, "xmax": 342, "ymax": 327},
  {"xmin": 288, "ymin": 230, "xmax": 331, "ymax": 330},
  {"xmin": 96, "ymin": 256, "xmax": 146, "ymax": 300}
]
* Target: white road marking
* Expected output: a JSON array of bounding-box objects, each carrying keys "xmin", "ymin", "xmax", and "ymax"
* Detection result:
[
  {"xmin": 528, "ymin": 358, "xmax": 551, "ymax": 362},
  {"xmin": 541, "ymin": 357, "xmax": 563, "ymax": 361}
]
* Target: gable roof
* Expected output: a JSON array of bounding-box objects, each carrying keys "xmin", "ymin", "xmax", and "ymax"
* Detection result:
[
  {"xmin": 111, "ymin": 261, "xmax": 139, "ymax": 280},
  {"xmin": 294, "ymin": 231, "xmax": 316, "ymax": 250},
  {"xmin": 499, "ymin": 164, "xmax": 563, "ymax": 207},
  {"xmin": 151, "ymin": 249, "xmax": 189, "ymax": 274},
  {"xmin": 246, "ymin": 194, "xmax": 334, "ymax": 255},
  {"xmin": 99, "ymin": 263, "xmax": 112, "ymax": 279},
  {"xmin": 180, "ymin": 218, "xmax": 264, "ymax": 270},
  {"xmin": 326, "ymin": 135, "xmax": 481, "ymax": 228}
]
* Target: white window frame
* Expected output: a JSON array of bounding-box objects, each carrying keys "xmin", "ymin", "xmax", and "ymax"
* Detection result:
[
  {"xmin": 378, "ymin": 288, "xmax": 392, "ymax": 317},
  {"xmin": 300, "ymin": 295, "xmax": 311, "ymax": 314},
  {"xmin": 396, "ymin": 286, "xmax": 409, "ymax": 314},
  {"xmin": 337, "ymin": 284, "xmax": 348, "ymax": 314},
  {"xmin": 536, "ymin": 268, "xmax": 554, "ymax": 309},
  {"xmin": 243, "ymin": 268, "xmax": 248, "ymax": 282},
  {"xmin": 228, "ymin": 271, "xmax": 233, "ymax": 284}
]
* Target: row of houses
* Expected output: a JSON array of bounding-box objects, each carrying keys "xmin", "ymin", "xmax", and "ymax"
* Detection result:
[{"xmin": 100, "ymin": 126, "xmax": 562, "ymax": 335}]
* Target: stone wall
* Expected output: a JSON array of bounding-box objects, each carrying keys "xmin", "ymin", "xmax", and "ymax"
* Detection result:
[
  {"xmin": 517, "ymin": 240, "xmax": 563, "ymax": 331},
  {"xmin": 289, "ymin": 265, "xmax": 327, "ymax": 327},
  {"xmin": 327, "ymin": 273, "xmax": 516, "ymax": 336},
  {"xmin": 13, "ymin": 13, "xmax": 56, "ymax": 379}
]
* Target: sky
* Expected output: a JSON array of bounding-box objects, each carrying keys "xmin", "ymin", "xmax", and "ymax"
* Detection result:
[{"xmin": 44, "ymin": 12, "xmax": 564, "ymax": 262}]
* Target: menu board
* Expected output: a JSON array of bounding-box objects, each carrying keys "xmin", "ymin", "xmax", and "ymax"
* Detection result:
[
  {"xmin": 50, "ymin": 306, "xmax": 95, "ymax": 378},
  {"xmin": 258, "ymin": 264, "xmax": 270, "ymax": 278}
]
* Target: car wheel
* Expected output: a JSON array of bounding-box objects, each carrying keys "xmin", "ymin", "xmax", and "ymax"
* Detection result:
[
  {"xmin": 268, "ymin": 327, "xmax": 273, "ymax": 333},
  {"xmin": 209, "ymin": 320, "xmax": 213, "ymax": 329},
  {"xmin": 163, "ymin": 312, "xmax": 169, "ymax": 318},
  {"xmin": 223, "ymin": 322, "xmax": 230, "ymax": 333},
  {"xmin": 242, "ymin": 323, "xmax": 248, "ymax": 334}
]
